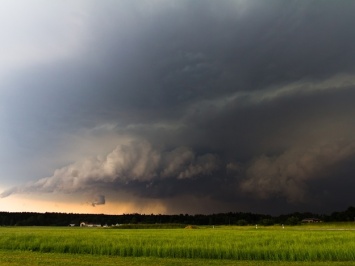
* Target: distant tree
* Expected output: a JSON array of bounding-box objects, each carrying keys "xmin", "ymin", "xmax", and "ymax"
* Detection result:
[
  {"xmin": 285, "ymin": 216, "xmax": 300, "ymax": 225},
  {"xmin": 237, "ymin": 219, "xmax": 248, "ymax": 226},
  {"xmin": 259, "ymin": 218, "xmax": 275, "ymax": 226}
]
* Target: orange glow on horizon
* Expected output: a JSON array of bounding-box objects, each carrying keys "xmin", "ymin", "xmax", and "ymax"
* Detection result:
[{"xmin": 0, "ymin": 193, "xmax": 167, "ymax": 215}]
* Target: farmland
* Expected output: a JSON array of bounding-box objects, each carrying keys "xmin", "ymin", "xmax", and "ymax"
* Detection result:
[{"xmin": 0, "ymin": 224, "xmax": 355, "ymax": 265}]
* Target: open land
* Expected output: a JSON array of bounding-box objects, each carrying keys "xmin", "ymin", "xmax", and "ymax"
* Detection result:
[{"xmin": 0, "ymin": 223, "xmax": 354, "ymax": 265}]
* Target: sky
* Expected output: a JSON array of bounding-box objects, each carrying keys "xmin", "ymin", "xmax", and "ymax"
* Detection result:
[{"xmin": 1, "ymin": 0, "xmax": 355, "ymax": 215}]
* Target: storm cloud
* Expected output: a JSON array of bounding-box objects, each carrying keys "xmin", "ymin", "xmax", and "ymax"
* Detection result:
[
  {"xmin": 1, "ymin": 139, "xmax": 219, "ymax": 199},
  {"xmin": 91, "ymin": 195, "xmax": 105, "ymax": 207},
  {"xmin": 1, "ymin": 0, "xmax": 355, "ymax": 214}
]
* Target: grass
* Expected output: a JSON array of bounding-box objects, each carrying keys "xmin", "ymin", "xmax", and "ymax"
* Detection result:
[
  {"xmin": 1, "ymin": 250, "xmax": 355, "ymax": 266},
  {"xmin": 111, "ymin": 223, "xmax": 186, "ymax": 229},
  {"xmin": 0, "ymin": 224, "xmax": 354, "ymax": 264}
]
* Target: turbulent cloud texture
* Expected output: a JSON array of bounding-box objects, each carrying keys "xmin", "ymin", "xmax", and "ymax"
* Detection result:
[
  {"xmin": 242, "ymin": 140, "xmax": 355, "ymax": 202},
  {"xmin": 1, "ymin": 139, "xmax": 219, "ymax": 199},
  {"xmin": 1, "ymin": 0, "xmax": 355, "ymax": 214}
]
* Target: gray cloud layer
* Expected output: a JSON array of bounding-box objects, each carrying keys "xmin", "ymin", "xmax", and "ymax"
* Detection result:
[
  {"xmin": 1, "ymin": 139, "xmax": 219, "ymax": 198},
  {"xmin": 1, "ymin": 0, "xmax": 355, "ymax": 214}
]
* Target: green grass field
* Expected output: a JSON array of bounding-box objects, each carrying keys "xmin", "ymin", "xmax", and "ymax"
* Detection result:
[{"xmin": 0, "ymin": 223, "xmax": 354, "ymax": 265}]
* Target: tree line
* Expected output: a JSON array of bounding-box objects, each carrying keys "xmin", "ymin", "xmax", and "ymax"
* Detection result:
[{"xmin": 0, "ymin": 206, "xmax": 354, "ymax": 226}]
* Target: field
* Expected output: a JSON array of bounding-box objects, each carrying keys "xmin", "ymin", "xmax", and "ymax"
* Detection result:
[{"xmin": 0, "ymin": 223, "xmax": 354, "ymax": 265}]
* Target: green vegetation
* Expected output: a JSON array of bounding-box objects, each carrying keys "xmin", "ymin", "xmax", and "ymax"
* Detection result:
[
  {"xmin": 3, "ymin": 250, "xmax": 355, "ymax": 266},
  {"xmin": 1, "ymin": 250, "xmax": 355, "ymax": 266},
  {"xmin": 111, "ymin": 223, "xmax": 186, "ymax": 229},
  {"xmin": 0, "ymin": 224, "xmax": 354, "ymax": 264}
]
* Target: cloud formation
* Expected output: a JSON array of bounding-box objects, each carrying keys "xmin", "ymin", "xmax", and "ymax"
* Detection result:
[
  {"xmin": 91, "ymin": 195, "xmax": 105, "ymax": 207},
  {"xmin": 1, "ymin": 0, "xmax": 355, "ymax": 214},
  {"xmin": 1, "ymin": 139, "xmax": 219, "ymax": 200},
  {"xmin": 241, "ymin": 140, "xmax": 355, "ymax": 202}
]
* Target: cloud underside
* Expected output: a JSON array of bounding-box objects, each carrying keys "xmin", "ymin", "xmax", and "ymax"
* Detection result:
[
  {"xmin": 2, "ymin": 81, "xmax": 355, "ymax": 214},
  {"xmin": 2, "ymin": 73, "xmax": 355, "ymax": 212}
]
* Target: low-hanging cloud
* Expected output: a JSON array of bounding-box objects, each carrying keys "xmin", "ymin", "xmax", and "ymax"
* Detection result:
[
  {"xmin": 0, "ymin": 138, "xmax": 219, "ymax": 200},
  {"xmin": 91, "ymin": 194, "xmax": 105, "ymax": 207},
  {"xmin": 240, "ymin": 140, "xmax": 355, "ymax": 202}
]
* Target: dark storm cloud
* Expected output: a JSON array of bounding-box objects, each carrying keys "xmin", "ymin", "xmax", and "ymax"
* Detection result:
[
  {"xmin": 91, "ymin": 195, "xmax": 105, "ymax": 207},
  {"xmin": 5, "ymin": 0, "xmax": 355, "ymax": 126},
  {"xmin": 2, "ymin": 0, "xmax": 355, "ymax": 214}
]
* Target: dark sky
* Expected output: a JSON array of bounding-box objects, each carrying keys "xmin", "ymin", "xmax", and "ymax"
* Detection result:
[{"xmin": 1, "ymin": 0, "xmax": 355, "ymax": 215}]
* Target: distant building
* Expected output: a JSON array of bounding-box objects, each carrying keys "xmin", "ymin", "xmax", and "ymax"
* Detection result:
[
  {"xmin": 301, "ymin": 218, "xmax": 322, "ymax": 223},
  {"xmin": 80, "ymin": 222, "xmax": 101, "ymax": 227}
]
